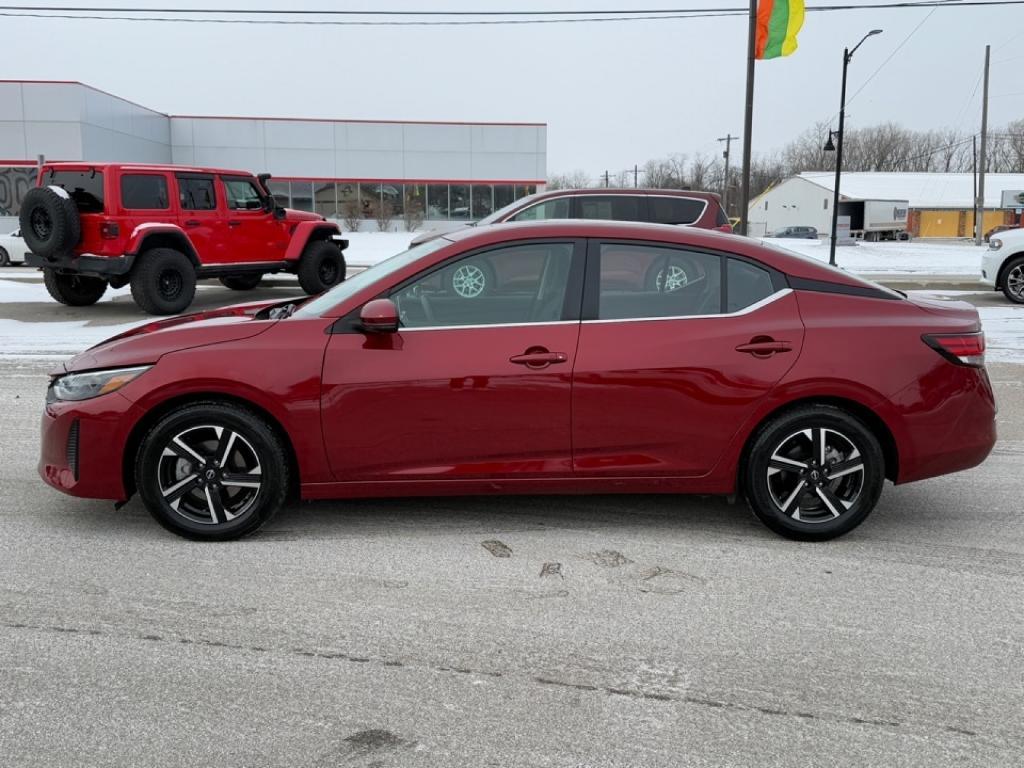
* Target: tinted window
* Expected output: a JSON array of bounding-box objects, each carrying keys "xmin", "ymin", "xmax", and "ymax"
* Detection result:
[
  {"xmin": 394, "ymin": 242, "xmax": 574, "ymax": 328},
  {"xmin": 178, "ymin": 177, "xmax": 217, "ymax": 211},
  {"xmin": 120, "ymin": 174, "xmax": 168, "ymax": 210},
  {"xmin": 727, "ymin": 258, "xmax": 775, "ymax": 312},
  {"xmin": 47, "ymin": 170, "xmax": 104, "ymax": 213},
  {"xmin": 597, "ymin": 243, "xmax": 721, "ymax": 320},
  {"xmin": 223, "ymin": 178, "xmax": 264, "ymax": 210},
  {"xmin": 716, "ymin": 206, "xmax": 730, "ymax": 227},
  {"xmin": 578, "ymin": 196, "xmax": 643, "ymax": 222},
  {"xmin": 648, "ymin": 196, "xmax": 706, "ymax": 225},
  {"xmin": 508, "ymin": 198, "xmax": 571, "ymax": 222}
]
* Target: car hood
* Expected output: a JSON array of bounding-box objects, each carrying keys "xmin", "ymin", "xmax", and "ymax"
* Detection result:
[{"xmin": 63, "ymin": 299, "xmax": 291, "ymax": 373}]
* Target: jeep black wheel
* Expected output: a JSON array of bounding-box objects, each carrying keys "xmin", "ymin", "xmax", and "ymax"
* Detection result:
[
  {"xmin": 219, "ymin": 274, "xmax": 263, "ymax": 291},
  {"xmin": 130, "ymin": 248, "xmax": 197, "ymax": 315},
  {"xmin": 297, "ymin": 240, "xmax": 346, "ymax": 295},
  {"xmin": 135, "ymin": 402, "xmax": 289, "ymax": 541},
  {"xmin": 42, "ymin": 269, "xmax": 108, "ymax": 306},
  {"xmin": 19, "ymin": 186, "xmax": 81, "ymax": 257}
]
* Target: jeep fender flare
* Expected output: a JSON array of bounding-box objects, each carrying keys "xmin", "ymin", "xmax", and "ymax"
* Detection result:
[
  {"xmin": 284, "ymin": 222, "xmax": 344, "ymax": 262},
  {"xmin": 126, "ymin": 224, "xmax": 200, "ymax": 267}
]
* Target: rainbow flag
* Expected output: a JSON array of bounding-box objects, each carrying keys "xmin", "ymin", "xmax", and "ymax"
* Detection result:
[{"xmin": 756, "ymin": 0, "xmax": 805, "ymax": 59}]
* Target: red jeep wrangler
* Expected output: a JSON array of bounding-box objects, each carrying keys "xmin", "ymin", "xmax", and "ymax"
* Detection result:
[{"xmin": 20, "ymin": 163, "xmax": 347, "ymax": 315}]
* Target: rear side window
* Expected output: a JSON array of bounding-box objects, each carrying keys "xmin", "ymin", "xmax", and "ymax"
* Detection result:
[
  {"xmin": 120, "ymin": 174, "xmax": 169, "ymax": 210},
  {"xmin": 508, "ymin": 197, "xmax": 571, "ymax": 222},
  {"xmin": 46, "ymin": 170, "xmax": 104, "ymax": 213},
  {"xmin": 178, "ymin": 176, "xmax": 217, "ymax": 211},
  {"xmin": 596, "ymin": 243, "xmax": 721, "ymax": 320},
  {"xmin": 716, "ymin": 206, "xmax": 730, "ymax": 227},
  {"xmin": 727, "ymin": 258, "xmax": 775, "ymax": 312},
  {"xmin": 579, "ymin": 196, "xmax": 643, "ymax": 222},
  {"xmin": 648, "ymin": 196, "xmax": 706, "ymax": 225}
]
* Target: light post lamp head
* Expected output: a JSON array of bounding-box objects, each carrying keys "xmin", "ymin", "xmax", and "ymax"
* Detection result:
[{"xmin": 823, "ymin": 133, "xmax": 836, "ymax": 152}]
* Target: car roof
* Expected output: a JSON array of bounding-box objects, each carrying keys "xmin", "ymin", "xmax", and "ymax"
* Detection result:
[
  {"xmin": 441, "ymin": 219, "xmax": 869, "ymax": 287},
  {"xmin": 530, "ymin": 188, "xmax": 721, "ymax": 201},
  {"xmin": 41, "ymin": 162, "xmax": 257, "ymax": 177}
]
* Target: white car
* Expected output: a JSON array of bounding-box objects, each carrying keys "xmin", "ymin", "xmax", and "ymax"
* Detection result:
[
  {"xmin": 0, "ymin": 228, "xmax": 31, "ymax": 266},
  {"xmin": 981, "ymin": 227, "xmax": 1024, "ymax": 304}
]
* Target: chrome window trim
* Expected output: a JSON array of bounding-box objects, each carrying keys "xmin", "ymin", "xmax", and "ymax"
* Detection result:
[
  {"xmin": 584, "ymin": 288, "xmax": 792, "ymax": 325},
  {"xmin": 399, "ymin": 320, "xmax": 580, "ymax": 333}
]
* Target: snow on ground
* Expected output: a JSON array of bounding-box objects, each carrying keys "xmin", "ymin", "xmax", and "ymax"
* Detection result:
[
  {"xmin": 768, "ymin": 237, "xmax": 987, "ymax": 275},
  {"xmin": 344, "ymin": 231, "xmax": 417, "ymax": 266},
  {"xmin": 0, "ymin": 317, "xmax": 146, "ymax": 358}
]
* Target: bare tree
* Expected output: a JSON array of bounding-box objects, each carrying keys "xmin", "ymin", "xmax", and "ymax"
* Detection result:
[
  {"xmin": 340, "ymin": 198, "xmax": 361, "ymax": 232},
  {"xmin": 547, "ymin": 169, "xmax": 592, "ymax": 190},
  {"xmin": 403, "ymin": 188, "xmax": 425, "ymax": 232},
  {"xmin": 374, "ymin": 199, "xmax": 395, "ymax": 232}
]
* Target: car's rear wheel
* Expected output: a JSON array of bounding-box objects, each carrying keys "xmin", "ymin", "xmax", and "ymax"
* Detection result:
[
  {"xmin": 1000, "ymin": 255, "xmax": 1024, "ymax": 304},
  {"xmin": 743, "ymin": 405, "xmax": 885, "ymax": 541},
  {"xmin": 219, "ymin": 274, "xmax": 263, "ymax": 291},
  {"xmin": 135, "ymin": 402, "xmax": 289, "ymax": 541},
  {"xmin": 297, "ymin": 240, "xmax": 346, "ymax": 295},
  {"xmin": 130, "ymin": 248, "xmax": 196, "ymax": 315},
  {"xmin": 42, "ymin": 269, "xmax": 108, "ymax": 306}
]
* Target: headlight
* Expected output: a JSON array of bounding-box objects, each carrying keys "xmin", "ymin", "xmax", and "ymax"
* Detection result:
[
  {"xmin": 989, "ymin": 238, "xmax": 1002, "ymax": 250},
  {"xmin": 47, "ymin": 366, "xmax": 151, "ymax": 403}
]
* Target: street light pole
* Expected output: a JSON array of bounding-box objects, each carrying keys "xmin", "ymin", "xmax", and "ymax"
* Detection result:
[{"xmin": 827, "ymin": 29, "xmax": 882, "ymax": 267}]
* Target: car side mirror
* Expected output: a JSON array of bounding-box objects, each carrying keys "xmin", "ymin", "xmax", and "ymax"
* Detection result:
[
  {"xmin": 245, "ymin": 199, "xmax": 262, "ymax": 210},
  {"xmin": 360, "ymin": 298, "xmax": 400, "ymax": 333}
]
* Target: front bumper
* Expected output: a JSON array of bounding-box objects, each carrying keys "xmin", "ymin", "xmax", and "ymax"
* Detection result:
[
  {"xmin": 26, "ymin": 251, "xmax": 135, "ymax": 277},
  {"xmin": 980, "ymin": 250, "xmax": 1004, "ymax": 288},
  {"xmin": 39, "ymin": 391, "xmax": 141, "ymax": 500}
]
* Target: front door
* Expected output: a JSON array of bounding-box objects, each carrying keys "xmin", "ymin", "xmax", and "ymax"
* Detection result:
[
  {"xmin": 219, "ymin": 175, "xmax": 286, "ymax": 263},
  {"xmin": 572, "ymin": 240, "xmax": 805, "ymax": 477},
  {"xmin": 321, "ymin": 239, "xmax": 584, "ymax": 481}
]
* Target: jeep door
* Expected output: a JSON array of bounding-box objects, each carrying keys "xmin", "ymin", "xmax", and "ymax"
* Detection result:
[{"xmin": 220, "ymin": 176, "xmax": 285, "ymax": 264}]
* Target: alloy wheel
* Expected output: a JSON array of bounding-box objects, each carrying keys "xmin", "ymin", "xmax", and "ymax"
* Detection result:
[
  {"xmin": 766, "ymin": 427, "xmax": 865, "ymax": 523},
  {"xmin": 656, "ymin": 264, "xmax": 689, "ymax": 292},
  {"xmin": 451, "ymin": 264, "xmax": 486, "ymax": 298},
  {"xmin": 157, "ymin": 424, "xmax": 263, "ymax": 526},
  {"xmin": 1007, "ymin": 264, "xmax": 1024, "ymax": 301}
]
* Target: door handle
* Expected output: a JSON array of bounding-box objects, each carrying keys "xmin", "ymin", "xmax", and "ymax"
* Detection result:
[
  {"xmin": 184, "ymin": 219, "xmax": 201, "ymax": 227},
  {"xmin": 228, "ymin": 221, "xmax": 242, "ymax": 227},
  {"xmin": 735, "ymin": 338, "xmax": 792, "ymax": 357},
  {"xmin": 509, "ymin": 351, "xmax": 568, "ymax": 368}
]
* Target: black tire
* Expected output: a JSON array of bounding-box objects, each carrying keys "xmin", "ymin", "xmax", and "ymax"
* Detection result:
[
  {"xmin": 135, "ymin": 402, "xmax": 289, "ymax": 541},
  {"xmin": 445, "ymin": 259, "xmax": 495, "ymax": 298},
  {"xmin": 297, "ymin": 240, "xmax": 346, "ymax": 295},
  {"xmin": 742, "ymin": 405, "xmax": 885, "ymax": 542},
  {"xmin": 19, "ymin": 186, "xmax": 81, "ymax": 257},
  {"xmin": 42, "ymin": 269, "xmax": 108, "ymax": 306},
  {"xmin": 0, "ymin": 247, "xmax": 9, "ymax": 267},
  {"xmin": 219, "ymin": 274, "xmax": 263, "ymax": 291},
  {"xmin": 999, "ymin": 255, "xmax": 1024, "ymax": 305},
  {"xmin": 130, "ymin": 248, "xmax": 197, "ymax": 315}
]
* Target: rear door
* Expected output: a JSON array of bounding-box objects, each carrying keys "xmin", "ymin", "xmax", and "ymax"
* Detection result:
[
  {"xmin": 176, "ymin": 173, "xmax": 225, "ymax": 263},
  {"xmin": 571, "ymin": 239, "xmax": 805, "ymax": 477}
]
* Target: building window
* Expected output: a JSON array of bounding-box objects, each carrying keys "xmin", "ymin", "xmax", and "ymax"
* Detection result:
[
  {"xmin": 121, "ymin": 174, "xmax": 169, "ymax": 210},
  {"xmin": 823, "ymin": 198, "xmax": 829, "ymax": 210},
  {"xmin": 450, "ymin": 184, "xmax": 471, "ymax": 220},
  {"xmin": 338, "ymin": 183, "xmax": 359, "ymax": 222},
  {"xmin": 494, "ymin": 184, "xmax": 514, "ymax": 211},
  {"xmin": 360, "ymin": 183, "xmax": 383, "ymax": 219},
  {"xmin": 427, "ymin": 184, "xmax": 449, "ymax": 219},
  {"xmin": 267, "ymin": 181, "xmax": 290, "ymax": 209},
  {"xmin": 382, "ymin": 183, "xmax": 403, "ymax": 219},
  {"xmin": 290, "ymin": 182, "xmax": 313, "ymax": 212},
  {"xmin": 515, "ymin": 184, "xmax": 537, "ymax": 199},
  {"xmin": 314, "ymin": 182, "xmax": 337, "ymax": 218},
  {"xmin": 472, "ymin": 184, "xmax": 494, "ymax": 219},
  {"xmin": 404, "ymin": 184, "xmax": 426, "ymax": 226}
]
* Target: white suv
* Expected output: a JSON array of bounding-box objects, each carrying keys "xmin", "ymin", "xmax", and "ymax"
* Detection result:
[{"xmin": 982, "ymin": 228, "xmax": 1024, "ymax": 303}]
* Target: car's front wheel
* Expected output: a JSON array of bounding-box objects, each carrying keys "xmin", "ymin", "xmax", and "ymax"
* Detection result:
[
  {"xmin": 135, "ymin": 402, "xmax": 289, "ymax": 541},
  {"xmin": 0, "ymin": 247, "xmax": 9, "ymax": 267},
  {"xmin": 297, "ymin": 240, "xmax": 346, "ymax": 295},
  {"xmin": 743, "ymin": 405, "xmax": 885, "ymax": 541},
  {"xmin": 1000, "ymin": 255, "xmax": 1024, "ymax": 304}
]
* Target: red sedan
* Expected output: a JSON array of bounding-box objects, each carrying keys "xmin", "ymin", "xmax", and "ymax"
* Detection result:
[{"xmin": 39, "ymin": 221, "xmax": 996, "ymax": 541}]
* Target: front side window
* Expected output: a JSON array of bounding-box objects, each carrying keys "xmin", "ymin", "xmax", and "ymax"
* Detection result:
[
  {"xmin": 121, "ymin": 174, "xmax": 168, "ymax": 210},
  {"xmin": 47, "ymin": 170, "xmax": 104, "ymax": 213},
  {"xmin": 597, "ymin": 243, "xmax": 721, "ymax": 320},
  {"xmin": 223, "ymin": 177, "xmax": 264, "ymax": 210},
  {"xmin": 393, "ymin": 242, "xmax": 575, "ymax": 328},
  {"xmin": 178, "ymin": 176, "xmax": 217, "ymax": 211},
  {"xmin": 578, "ymin": 195, "xmax": 643, "ymax": 222},
  {"xmin": 648, "ymin": 196, "xmax": 706, "ymax": 225},
  {"xmin": 508, "ymin": 197, "xmax": 571, "ymax": 222}
]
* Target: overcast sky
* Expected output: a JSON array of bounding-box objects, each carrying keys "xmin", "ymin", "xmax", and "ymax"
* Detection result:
[{"xmin": 4, "ymin": 1, "xmax": 1022, "ymax": 177}]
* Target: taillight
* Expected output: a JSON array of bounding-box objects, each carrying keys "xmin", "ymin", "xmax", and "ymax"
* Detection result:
[
  {"xmin": 100, "ymin": 221, "xmax": 120, "ymax": 239},
  {"xmin": 923, "ymin": 332, "xmax": 985, "ymax": 367}
]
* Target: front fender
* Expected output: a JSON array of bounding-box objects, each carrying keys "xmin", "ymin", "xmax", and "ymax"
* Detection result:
[{"xmin": 284, "ymin": 222, "xmax": 342, "ymax": 262}]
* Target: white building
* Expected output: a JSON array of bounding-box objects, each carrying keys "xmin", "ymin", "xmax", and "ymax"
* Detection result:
[{"xmin": 0, "ymin": 79, "xmax": 547, "ymax": 230}]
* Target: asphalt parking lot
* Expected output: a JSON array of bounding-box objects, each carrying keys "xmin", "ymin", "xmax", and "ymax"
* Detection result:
[{"xmin": 1, "ymin": 283, "xmax": 1023, "ymax": 767}]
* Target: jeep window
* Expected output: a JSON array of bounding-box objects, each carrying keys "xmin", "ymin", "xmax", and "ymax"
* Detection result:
[
  {"xmin": 47, "ymin": 170, "xmax": 104, "ymax": 213},
  {"xmin": 223, "ymin": 178, "xmax": 264, "ymax": 211},
  {"xmin": 648, "ymin": 196, "xmax": 707, "ymax": 226},
  {"xmin": 121, "ymin": 174, "xmax": 169, "ymax": 210},
  {"xmin": 178, "ymin": 177, "xmax": 217, "ymax": 211}
]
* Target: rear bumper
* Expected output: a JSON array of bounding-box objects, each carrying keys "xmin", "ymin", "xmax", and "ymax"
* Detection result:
[
  {"xmin": 26, "ymin": 252, "xmax": 134, "ymax": 277},
  {"xmin": 39, "ymin": 392, "xmax": 140, "ymax": 501}
]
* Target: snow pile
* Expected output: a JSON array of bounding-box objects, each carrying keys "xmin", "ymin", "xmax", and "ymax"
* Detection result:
[{"xmin": 769, "ymin": 238, "xmax": 987, "ymax": 275}]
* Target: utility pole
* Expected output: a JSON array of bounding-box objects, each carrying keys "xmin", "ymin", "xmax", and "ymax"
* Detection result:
[
  {"xmin": 974, "ymin": 44, "xmax": 991, "ymax": 245},
  {"xmin": 718, "ymin": 134, "xmax": 738, "ymax": 216},
  {"xmin": 633, "ymin": 164, "xmax": 639, "ymax": 188},
  {"xmin": 972, "ymin": 134, "xmax": 978, "ymax": 235},
  {"xmin": 739, "ymin": 0, "xmax": 757, "ymax": 235},
  {"xmin": 602, "ymin": 170, "xmax": 610, "ymax": 188}
]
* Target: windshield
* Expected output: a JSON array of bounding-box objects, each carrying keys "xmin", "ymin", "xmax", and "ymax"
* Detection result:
[
  {"xmin": 474, "ymin": 192, "xmax": 545, "ymax": 227},
  {"xmin": 293, "ymin": 238, "xmax": 451, "ymax": 318}
]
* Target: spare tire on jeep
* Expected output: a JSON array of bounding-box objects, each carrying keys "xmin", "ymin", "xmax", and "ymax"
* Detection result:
[{"xmin": 19, "ymin": 186, "xmax": 81, "ymax": 257}]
